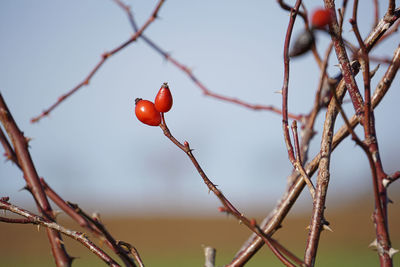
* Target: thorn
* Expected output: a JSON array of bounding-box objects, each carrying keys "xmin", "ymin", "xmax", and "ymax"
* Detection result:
[
  {"xmin": 58, "ymin": 237, "xmax": 65, "ymax": 245},
  {"xmin": 92, "ymin": 212, "xmax": 101, "ymax": 222},
  {"xmin": 53, "ymin": 210, "xmax": 62, "ymax": 218},
  {"xmin": 388, "ymin": 248, "xmax": 399, "ymax": 258},
  {"xmin": 79, "ymin": 232, "xmax": 88, "ymax": 240},
  {"xmin": 102, "ymin": 52, "xmax": 111, "ymax": 59},
  {"xmin": 369, "ymin": 239, "xmax": 378, "ymax": 249},
  {"xmin": 305, "ymin": 225, "xmax": 310, "ymax": 230},
  {"xmin": 250, "ymin": 218, "xmax": 257, "ymax": 227},
  {"xmin": 371, "ymin": 64, "xmax": 380, "ymax": 77},
  {"xmin": 25, "ymin": 136, "xmax": 33, "ymax": 144},
  {"xmin": 323, "ymin": 224, "xmax": 333, "ymax": 232},
  {"xmin": 238, "ymin": 220, "xmax": 243, "ymax": 225},
  {"xmin": 0, "ymin": 196, "xmax": 10, "ymax": 202},
  {"xmin": 382, "ymin": 178, "xmax": 390, "ymax": 188},
  {"xmin": 19, "ymin": 185, "xmax": 30, "ymax": 192},
  {"xmin": 37, "ymin": 224, "xmax": 40, "ymax": 232},
  {"xmin": 388, "ymin": 197, "xmax": 394, "ymax": 204},
  {"xmin": 274, "ymin": 90, "xmax": 283, "ymax": 94}
]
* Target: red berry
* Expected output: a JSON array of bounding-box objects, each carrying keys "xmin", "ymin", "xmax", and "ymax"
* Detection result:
[
  {"xmin": 154, "ymin": 82, "xmax": 173, "ymax": 113},
  {"xmin": 135, "ymin": 98, "xmax": 161, "ymax": 126},
  {"xmin": 311, "ymin": 8, "xmax": 333, "ymax": 29}
]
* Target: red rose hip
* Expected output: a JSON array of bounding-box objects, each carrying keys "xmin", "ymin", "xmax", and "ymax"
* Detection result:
[
  {"xmin": 154, "ymin": 82, "xmax": 173, "ymax": 113},
  {"xmin": 311, "ymin": 8, "xmax": 333, "ymax": 29},
  {"xmin": 135, "ymin": 98, "xmax": 161, "ymax": 126}
]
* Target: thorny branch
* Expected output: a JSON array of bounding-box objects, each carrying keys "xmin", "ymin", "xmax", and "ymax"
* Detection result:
[
  {"xmin": 40, "ymin": 179, "xmax": 138, "ymax": 267},
  {"xmin": 1, "ymin": 94, "xmax": 141, "ymax": 266},
  {"xmin": 2, "ymin": 2, "xmax": 400, "ymax": 267},
  {"xmin": 0, "ymin": 199, "xmax": 121, "ymax": 267},
  {"xmin": 159, "ymin": 115, "xmax": 302, "ymax": 267},
  {"xmin": 229, "ymin": 5, "xmax": 400, "ymax": 266},
  {"xmin": 350, "ymin": 2, "xmax": 394, "ymax": 265},
  {"xmin": 0, "ymin": 93, "xmax": 72, "ymax": 266}
]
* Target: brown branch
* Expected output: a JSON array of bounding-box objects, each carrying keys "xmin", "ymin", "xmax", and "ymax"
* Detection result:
[
  {"xmin": 31, "ymin": 0, "xmax": 166, "ymax": 123},
  {"xmin": 0, "ymin": 93, "xmax": 72, "ymax": 266},
  {"xmin": 40, "ymin": 178, "xmax": 138, "ymax": 266},
  {"xmin": 303, "ymin": 64, "xmax": 350, "ymax": 266},
  {"xmin": 113, "ymin": 0, "xmax": 302, "ymax": 121},
  {"xmin": 291, "ymin": 120, "xmax": 315, "ymax": 199},
  {"xmin": 388, "ymin": 0, "xmax": 396, "ymax": 16},
  {"xmin": 158, "ymin": 116, "xmax": 301, "ymax": 267},
  {"xmin": 281, "ymin": 0, "xmax": 303, "ymax": 166},
  {"xmin": 277, "ymin": 0, "xmax": 307, "ymax": 22},
  {"xmin": 0, "ymin": 126, "xmax": 19, "ymax": 168},
  {"xmin": 372, "ymin": 0, "xmax": 379, "ymax": 27},
  {"xmin": 118, "ymin": 241, "xmax": 145, "ymax": 267},
  {"xmin": 229, "ymin": 39, "xmax": 335, "ymax": 266},
  {"xmin": 229, "ymin": 61, "xmax": 371, "ymax": 266},
  {"xmin": 230, "ymin": 39, "xmax": 400, "ymax": 266},
  {"xmin": 383, "ymin": 171, "xmax": 400, "ymax": 188},
  {"xmin": 324, "ymin": 0, "xmax": 364, "ymax": 120},
  {"xmin": 351, "ymin": 3, "xmax": 393, "ymax": 264},
  {"xmin": 0, "ymin": 199, "xmax": 120, "ymax": 267}
]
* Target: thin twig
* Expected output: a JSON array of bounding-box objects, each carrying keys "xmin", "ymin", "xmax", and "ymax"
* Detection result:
[
  {"xmin": 351, "ymin": 2, "xmax": 393, "ymax": 264},
  {"xmin": 40, "ymin": 179, "xmax": 137, "ymax": 266},
  {"xmin": 0, "ymin": 127, "xmax": 19, "ymax": 168},
  {"xmin": 372, "ymin": 0, "xmax": 379, "ymax": 27},
  {"xmin": 0, "ymin": 199, "xmax": 120, "ymax": 267},
  {"xmin": 383, "ymin": 171, "xmax": 400, "ymax": 188},
  {"xmin": 113, "ymin": 0, "xmax": 302, "ymax": 121},
  {"xmin": 204, "ymin": 246, "xmax": 216, "ymax": 267},
  {"xmin": 324, "ymin": 0, "xmax": 364, "ymax": 120},
  {"xmin": 158, "ymin": 116, "xmax": 300, "ymax": 267},
  {"xmin": 31, "ymin": 0, "xmax": 166, "ymax": 123},
  {"xmin": 281, "ymin": 0, "xmax": 303, "ymax": 166},
  {"xmin": 291, "ymin": 120, "xmax": 315, "ymax": 199},
  {"xmin": 228, "ymin": 45, "xmax": 394, "ymax": 264},
  {"xmin": 0, "ymin": 93, "xmax": 72, "ymax": 266},
  {"xmin": 118, "ymin": 241, "xmax": 145, "ymax": 267}
]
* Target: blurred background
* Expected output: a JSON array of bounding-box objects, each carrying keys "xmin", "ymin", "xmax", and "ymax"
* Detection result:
[{"xmin": 0, "ymin": 0, "xmax": 399, "ymax": 266}]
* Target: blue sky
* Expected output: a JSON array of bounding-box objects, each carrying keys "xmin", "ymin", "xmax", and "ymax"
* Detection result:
[{"xmin": 1, "ymin": 1, "xmax": 399, "ymax": 216}]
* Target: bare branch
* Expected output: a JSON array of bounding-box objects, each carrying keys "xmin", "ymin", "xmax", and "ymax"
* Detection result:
[
  {"xmin": 31, "ymin": 0, "xmax": 166, "ymax": 123},
  {"xmin": 0, "ymin": 199, "xmax": 120, "ymax": 267},
  {"xmin": 0, "ymin": 93, "xmax": 72, "ymax": 266}
]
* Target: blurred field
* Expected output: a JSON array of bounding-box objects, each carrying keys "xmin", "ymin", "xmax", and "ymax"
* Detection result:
[{"xmin": 0, "ymin": 197, "xmax": 399, "ymax": 266}]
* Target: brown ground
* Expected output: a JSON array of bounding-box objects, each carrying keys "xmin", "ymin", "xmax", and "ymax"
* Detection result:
[{"xmin": 0, "ymin": 195, "xmax": 399, "ymax": 266}]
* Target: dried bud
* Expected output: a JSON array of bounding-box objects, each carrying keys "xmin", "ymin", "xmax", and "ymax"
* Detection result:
[
  {"xmin": 289, "ymin": 30, "xmax": 315, "ymax": 58},
  {"xmin": 217, "ymin": 206, "xmax": 227, "ymax": 213}
]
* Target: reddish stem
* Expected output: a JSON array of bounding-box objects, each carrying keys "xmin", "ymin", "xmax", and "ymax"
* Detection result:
[
  {"xmin": 31, "ymin": 0, "xmax": 166, "ymax": 123},
  {"xmin": 0, "ymin": 93, "xmax": 72, "ymax": 267},
  {"xmin": 113, "ymin": 0, "xmax": 302, "ymax": 121}
]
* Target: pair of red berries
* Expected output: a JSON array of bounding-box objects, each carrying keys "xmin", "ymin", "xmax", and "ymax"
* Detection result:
[{"xmin": 135, "ymin": 82, "xmax": 173, "ymax": 126}]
